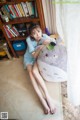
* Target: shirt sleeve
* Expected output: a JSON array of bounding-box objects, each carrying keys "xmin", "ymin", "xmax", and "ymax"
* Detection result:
[
  {"xmin": 42, "ymin": 34, "xmax": 56, "ymax": 44},
  {"xmin": 26, "ymin": 37, "xmax": 35, "ymax": 53}
]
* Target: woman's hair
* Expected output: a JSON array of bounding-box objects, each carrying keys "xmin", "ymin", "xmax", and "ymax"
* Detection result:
[{"xmin": 29, "ymin": 23, "xmax": 40, "ymax": 35}]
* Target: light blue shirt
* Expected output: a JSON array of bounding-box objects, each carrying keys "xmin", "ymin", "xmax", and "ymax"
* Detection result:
[{"xmin": 23, "ymin": 34, "xmax": 56, "ymax": 68}]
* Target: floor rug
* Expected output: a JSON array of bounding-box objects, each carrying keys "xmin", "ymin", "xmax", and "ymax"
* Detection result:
[{"xmin": 0, "ymin": 58, "xmax": 63, "ymax": 120}]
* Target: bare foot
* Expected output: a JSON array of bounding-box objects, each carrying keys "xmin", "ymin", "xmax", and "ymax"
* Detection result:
[
  {"xmin": 44, "ymin": 108, "xmax": 50, "ymax": 114},
  {"xmin": 46, "ymin": 96, "xmax": 56, "ymax": 114},
  {"xmin": 41, "ymin": 98, "xmax": 50, "ymax": 114}
]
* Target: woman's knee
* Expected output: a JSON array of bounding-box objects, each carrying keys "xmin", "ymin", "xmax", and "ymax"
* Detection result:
[
  {"xmin": 32, "ymin": 68, "xmax": 37, "ymax": 76},
  {"xmin": 27, "ymin": 65, "xmax": 32, "ymax": 74},
  {"xmin": 32, "ymin": 64, "xmax": 38, "ymax": 76}
]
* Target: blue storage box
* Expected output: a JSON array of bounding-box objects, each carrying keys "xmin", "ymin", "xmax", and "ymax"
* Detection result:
[{"xmin": 13, "ymin": 41, "xmax": 26, "ymax": 51}]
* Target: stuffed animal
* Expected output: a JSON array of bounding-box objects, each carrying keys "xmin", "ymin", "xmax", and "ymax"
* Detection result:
[{"xmin": 37, "ymin": 38, "xmax": 67, "ymax": 82}]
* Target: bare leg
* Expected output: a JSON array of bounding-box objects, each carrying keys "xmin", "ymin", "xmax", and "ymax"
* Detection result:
[
  {"xmin": 27, "ymin": 65, "xmax": 50, "ymax": 114},
  {"xmin": 33, "ymin": 62, "xmax": 56, "ymax": 114}
]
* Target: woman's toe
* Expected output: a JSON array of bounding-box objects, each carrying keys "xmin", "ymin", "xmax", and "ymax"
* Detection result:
[
  {"xmin": 44, "ymin": 109, "xmax": 50, "ymax": 114},
  {"xmin": 50, "ymin": 108, "xmax": 56, "ymax": 114}
]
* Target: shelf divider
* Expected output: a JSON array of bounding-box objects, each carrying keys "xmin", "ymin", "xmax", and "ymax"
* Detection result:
[
  {"xmin": 3, "ymin": 17, "xmax": 39, "ymax": 25},
  {"xmin": 9, "ymin": 36, "xmax": 26, "ymax": 41}
]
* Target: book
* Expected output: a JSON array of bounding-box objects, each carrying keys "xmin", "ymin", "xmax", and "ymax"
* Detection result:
[
  {"xmin": 8, "ymin": 5, "xmax": 16, "ymax": 18},
  {"xmin": 3, "ymin": 25, "xmax": 13, "ymax": 38},
  {"xmin": 11, "ymin": 5, "xmax": 19, "ymax": 18},
  {"xmin": 21, "ymin": 2, "xmax": 29, "ymax": 17},
  {"xmin": 3, "ymin": 25, "xmax": 11, "ymax": 38},
  {"xmin": 26, "ymin": 1, "xmax": 35, "ymax": 16},
  {"xmin": 6, "ymin": 25, "xmax": 17, "ymax": 37},
  {"xmin": 13, "ymin": 4, "xmax": 20, "ymax": 17},
  {"xmin": 4, "ymin": 5, "xmax": 13, "ymax": 19},
  {"xmin": 34, "ymin": 2, "xmax": 38, "ymax": 17},
  {"xmin": 1, "ymin": 6, "xmax": 13, "ymax": 20},
  {"xmin": 17, "ymin": 3, "xmax": 25, "ymax": 17},
  {"xmin": 15, "ymin": 4, "xmax": 22, "ymax": 17},
  {"xmin": 12, "ymin": 26, "xmax": 20, "ymax": 36}
]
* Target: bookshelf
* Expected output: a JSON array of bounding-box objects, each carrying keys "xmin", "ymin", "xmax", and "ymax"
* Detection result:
[
  {"xmin": 0, "ymin": 21, "xmax": 12, "ymax": 60},
  {"xmin": 0, "ymin": 0, "xmax": 45, "ymax": 57}
]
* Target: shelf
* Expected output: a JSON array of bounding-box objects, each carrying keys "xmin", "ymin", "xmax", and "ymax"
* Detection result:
[
  {"xmin": 9, "ymin": 36, "xmax": 26, "ymax": 41},
  {"xmin": 3, "ymin": 17, "xmax": 39, "ymax": 25},
  {"xmin": 16, "ymin": 49, "xmax": 26, "ymax": 56},
  {"xmin": 0, "ymin": 0, "xmax": 34, "ymax": 5},
  {"xmin": 0, "ymin": 0, "xmax": 45, "ymax": 57},
  {"xmin": 0, "ymin": 1, "xmax": 6, "ymax": 6},
  {"xmin": 6, "ymin": 0, "xmax": 34, "ymax": 4}
]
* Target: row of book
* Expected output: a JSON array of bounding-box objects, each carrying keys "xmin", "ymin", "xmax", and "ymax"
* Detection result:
[
  {"xmin": 3, "ymin": 25, "xmax": 20, "ymax": 38},
  {"xmin": 0, "ymin": 1, "xmax": 38, "ymax": 20},
  {"xmin": 3, "ymin": 23, "xmax": 32, "ymax": 38}
]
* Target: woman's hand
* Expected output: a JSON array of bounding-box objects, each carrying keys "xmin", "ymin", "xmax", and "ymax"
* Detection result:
[
  {"xmin": 43, "ymin": 40, "xmax": 50, "ymax": 45},
  {"xmin": 32, "ymin": 45, "xmax": 44, "ymax": 58},
  {"xmin": 38, "ymin": 45, "xmax": 44, "ymax": 50}
]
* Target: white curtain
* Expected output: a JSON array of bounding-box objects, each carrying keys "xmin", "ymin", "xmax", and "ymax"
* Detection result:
[
  {"xmin": 42, "ymin": 0, "xmax": 80, "ymax": 106},
  {"xmin": 55, "ymin": 1, "xmax": 80, "ymax": 106},
  {"xmin": 42, "ymin": 0, "xmax": 57, "ymax": 34}
]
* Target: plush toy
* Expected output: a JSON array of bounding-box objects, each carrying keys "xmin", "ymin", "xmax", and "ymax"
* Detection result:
[
  {"xmin": 46, "ymin": 42, "xmax": 56, "ymax": 50},
  {"xmin": 37, "ymin": 38, "xmax": 67, "ymax": 82}
]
